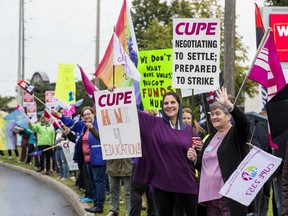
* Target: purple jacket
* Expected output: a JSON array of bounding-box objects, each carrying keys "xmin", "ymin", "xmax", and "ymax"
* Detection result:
[{"xmin": 134, "ymin": 110, "xmax": 199, "ymax": 194}]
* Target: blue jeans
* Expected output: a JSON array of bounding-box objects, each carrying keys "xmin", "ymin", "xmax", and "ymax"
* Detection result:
[
  {"xmin": 55, "ymin": 148, "xmax": 68, "ymax": 178},
  {"xmin": 91, "ymin": 165, "xmax": 106, "ymax": 210}
]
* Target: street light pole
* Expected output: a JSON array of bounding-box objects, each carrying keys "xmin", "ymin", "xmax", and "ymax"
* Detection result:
[
  {"xmin": 94, "ymin": 0, "xmax": 101, "ymax": 88},
  {"xmin": 223, "ymin": 0, "xmax": 236, "ymax": 97},
  {"xmin": 17, "ymin": 0, "xmax": 24, "ymax": 105}
]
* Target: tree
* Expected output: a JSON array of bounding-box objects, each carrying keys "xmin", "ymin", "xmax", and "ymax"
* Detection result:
[
  {"xmin": 131, "ymin": 0, "xmax": 258, "ymax": 106},
  {"xmin": 0, "ymin": 95, "xmax": 15, "ymax": 110},
  {"xmin": 264, "ymin": 0, "xmax": 288, "ymax": 5}
]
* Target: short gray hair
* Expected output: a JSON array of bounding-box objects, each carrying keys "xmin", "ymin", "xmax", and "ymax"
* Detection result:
[{"xmin": 209, "ymin": 101, "xmax": 229, "ymax": 115}]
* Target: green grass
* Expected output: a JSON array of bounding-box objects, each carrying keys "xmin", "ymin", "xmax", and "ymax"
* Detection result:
[{"xmin": 0, "ymin": 150, "xmax": 276, "ymax": 216}]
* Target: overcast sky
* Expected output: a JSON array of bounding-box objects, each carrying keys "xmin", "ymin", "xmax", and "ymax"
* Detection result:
[{"xmin": 0, "ymin": 0, "xmax": 264, "ymax": 97}]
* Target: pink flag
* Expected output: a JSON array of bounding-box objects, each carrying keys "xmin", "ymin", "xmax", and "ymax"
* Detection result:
[
  {"xmin": 78, "ymin": 65, "xmax": 99, "ymax": 102},
  {"xmin": 16, "ymin": 104, "xmax": 25, "ymax": 113},
  {"xmin": 248, "ymin": 31, "xmax": 286, "ymax": 100}
]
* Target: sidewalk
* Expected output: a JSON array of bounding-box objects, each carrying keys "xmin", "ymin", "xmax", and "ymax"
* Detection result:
[{"xmin": 0, "ymin": 161, "xmax": 94, "ymax": 216}]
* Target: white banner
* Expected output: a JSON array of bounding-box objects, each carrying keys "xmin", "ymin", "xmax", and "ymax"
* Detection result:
[
  {"xmin": 94, "ymin": 87, "xmax": 142, "ymax": 160},
  {"xmin": 172, "ymin": 18, "xmax": 220, "ymax": 90},
  {"xmin": 26, "ymin": 102, "xmax": 37, "ymax": 123},
  {"xmin": 45, "ymin": 91, "xmax": 55, "ymax": 108},
  {"xmin": 219, "ymin": 146, "xmax": 282, "ymax": 206},
  {"xmin": 60, "ymin": 140, "xmax": 78, "ymax": 171}
]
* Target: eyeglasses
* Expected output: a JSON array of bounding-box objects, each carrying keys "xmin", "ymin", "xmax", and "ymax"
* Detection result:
[{"xmin": 83, "ymin": 112, "xmax": 93, "ymax": 117}]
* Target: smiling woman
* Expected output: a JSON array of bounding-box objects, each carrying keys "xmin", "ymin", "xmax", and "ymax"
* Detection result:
[
  {"xmin": 133, "ymin": 90, "xmax": 200, "ymax": 216},
  {"xmin": 188, "ymin": 87, "xmax": 253, "ymax": 216}
]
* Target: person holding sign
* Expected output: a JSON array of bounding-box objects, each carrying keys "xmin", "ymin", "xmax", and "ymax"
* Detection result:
[
  {"xmin": 28, "ymin": 114, "xmax": 55, "ymax": 175},
  {"xmin": 133, "ymin": 91, "xmax": 200, "ymax": 216},
  {"xmin": 52, "ymin": 106, "xmax": 106, "ymax": 214},
  {"xmin": 187, "ymin": 87, "xmax": 253, "ymax": 216}
]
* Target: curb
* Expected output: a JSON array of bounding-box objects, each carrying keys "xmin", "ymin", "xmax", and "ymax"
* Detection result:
[{"xmin": 0, "ymin": 161, "xmax": 94, "ymax": 216}]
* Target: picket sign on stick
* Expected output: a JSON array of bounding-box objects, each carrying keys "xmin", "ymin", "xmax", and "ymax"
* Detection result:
[
  {"xmin": 219, "ymin": 145, "xmax": 281, "ymax": 206},
  {"xmin": 29, "ymin": 142, "xmax": 64, "ymax": 157},
  {"xmin": 17, "ymin": 80, "xmax": 64, "ymax": 132},
  {"xmin": 234, "ymin": 28, "xmax": 271, "ymax": 105}
]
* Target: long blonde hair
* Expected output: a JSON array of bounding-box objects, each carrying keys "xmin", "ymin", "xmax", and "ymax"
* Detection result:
[{"xmin": 182, "ymin": 107, "xmax": 206, "ymax": 134}]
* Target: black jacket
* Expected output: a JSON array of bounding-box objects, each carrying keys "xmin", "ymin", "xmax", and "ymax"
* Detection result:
[{"xmin": 196, "ymin": 106, "xmax": 255, "ymax": 216}]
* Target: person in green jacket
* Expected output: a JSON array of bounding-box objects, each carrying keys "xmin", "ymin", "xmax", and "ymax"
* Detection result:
[{"xmin": 29, "ymin": 114, "xmax": 55, "ymax": 175}]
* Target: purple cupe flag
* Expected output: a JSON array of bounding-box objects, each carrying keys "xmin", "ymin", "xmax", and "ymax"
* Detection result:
[
  {"xmin": 78, "ymin": 65, "xmax": 99, "ymax": 103},
  {"xmin": 248, "ymin": 31, "xmax": 286, "ymax": 100}
]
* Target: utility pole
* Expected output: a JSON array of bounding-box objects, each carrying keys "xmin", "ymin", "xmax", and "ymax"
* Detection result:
[
  {"xmin": 94, "ymin": 0, "xmax": 101, "ymax": 88},
  {"xmin": 17, "ymin": 0, "xmax": 24, "ymax": 105},
  {"xmin": 223, "ymin": 0, "xmax": 236, "ymax": 96}
]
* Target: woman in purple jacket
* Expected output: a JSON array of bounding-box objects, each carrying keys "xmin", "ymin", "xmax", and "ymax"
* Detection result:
[{"xmin": 134, "ymin": 91, "xmax": 199, "ymax": 216}]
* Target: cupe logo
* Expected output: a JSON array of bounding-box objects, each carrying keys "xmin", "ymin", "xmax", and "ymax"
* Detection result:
[{"xmin": 242, "ymin": 166, "xmax": 258, "ymax": 181}]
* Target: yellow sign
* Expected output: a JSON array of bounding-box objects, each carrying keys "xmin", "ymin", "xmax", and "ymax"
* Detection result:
[
  {"xmin": 55, "ymin": 64, "xmax": 76, "ymax": 104},
  {"xmin": 138, "ymin": 49, "xmax": 175, "ymax": 110}
]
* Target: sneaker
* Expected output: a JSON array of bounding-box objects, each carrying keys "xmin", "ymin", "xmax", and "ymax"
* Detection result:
[
  {"xmin": 41, "ymin": 170, "xmax": 46, "ymax": 175},
  {"xmin": 106, "ymin": 211, "xmax": 118, "ymax": 216},
  {"xmin": 46, "ymin": 171, "xmax": 53, "ymax": 176},
  {"xmin": 60, "ymin": 177, "xmax": 67, "ymax": 181},
  {"xmin": 79, "ymin": 196, "xmax": 85, "ymax": 200},
  {"xmin": 8, "ymin": 156, "xmax": 12, "ymax": 160},
  {"xmin": 70, "ymin": 176, "xmax": 76, "ymax": 181},
  {"xmin": 80, "ymin": 197, "xmax": 93, "ymax": 203}
]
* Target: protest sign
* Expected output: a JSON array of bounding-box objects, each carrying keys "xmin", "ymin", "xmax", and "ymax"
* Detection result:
[
  {"xmin": 17, "ymin": 80, "xmax": 36, "ymax": 95},
  {"xmin": 45, "ymin": 91, "xmax": 55, "ymax": 108},
  {"xmin": 23, "ymin": 91, "xmax": 35, "ymax": 107},
  {"xmin": 219, "ymin": 146, "xmax": 281, "ymax": 206},
  {"xmin": 94, "ymin": 87, "xmax": 142, "ymax": 160},
  {"xmin": 138, "ymin": 49, "xmax": 175, "ymax": 110},
  {"xmin": 26, "ymin": 102, "xmax": 37, "ymax": 123},
  {"xmin": 60, "ymin": 140, "xmax": 78, "ymax": 171},
  {"xmin": 172, "ymin": 18, "xmax": 220, "ymax": 90},
  {"xmin": 55, "ymin": 64, "xmax": 76, "ymax": 104}
]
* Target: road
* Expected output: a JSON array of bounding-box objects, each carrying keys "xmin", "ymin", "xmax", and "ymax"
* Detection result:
[{"xmin": 0, "ymin": 165, "xmax": 78, "ymax": 216}]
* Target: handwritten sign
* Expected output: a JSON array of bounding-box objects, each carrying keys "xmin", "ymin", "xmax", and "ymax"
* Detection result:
[
  {"xmin": 59, "ymin": 140, "xmax": 78, "ymax": 171},
  {"xmin": 138, "ymin": 49, "xmax": 175, "ymax": 110},
  {"xmin": 172, "ymin": 18, "xmax": 220, "ymax": 90},
  {"xmin": 94, "ymin": 87, "xmax": 142, "ymax": 160}
]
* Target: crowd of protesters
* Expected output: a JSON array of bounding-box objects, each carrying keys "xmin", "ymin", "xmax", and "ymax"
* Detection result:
[{"xmin": 1, "ymin": 87, "xmax": 287, "ymax": 216}]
